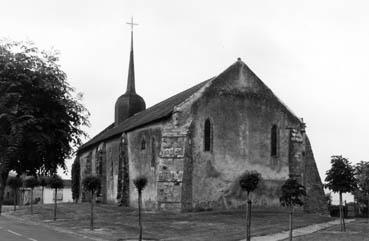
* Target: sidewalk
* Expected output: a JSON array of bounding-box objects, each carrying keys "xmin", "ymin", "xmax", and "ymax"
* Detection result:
[{"xmin": 242, "ymin": 219, "xmax": 355, "ymax": 241}]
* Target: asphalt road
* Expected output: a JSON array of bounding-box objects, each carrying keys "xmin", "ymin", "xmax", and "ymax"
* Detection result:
[{"xmin": 0, "ymin": 215, "xmax": 95, "ymax": 241}]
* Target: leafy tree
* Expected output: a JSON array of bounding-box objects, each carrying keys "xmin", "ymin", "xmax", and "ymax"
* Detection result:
[
  {"xmin": 239, "ymin": 171, "xmax": 261, "ymax": 241},
  {"xmin": 6, "ymin": 176, "xmax": 22, "ymax": 211},
  {"xmin": 38, "ymin": 176, "xmax": 48, "ymax": 204},
  {"xmin": 355, "ymin": 161, "xmax": 369, "ymax": 222},
  {"xmin": 325, "ymin": 155, "xmax": 357, "ymax": 231},
  {"xmin": 23, "ymin": 176, "xmax": 39, "ymax": 214},
  {"xmin": 0, "ymin": 40, "xmax": 89, "ymax": 215},
  {"xmin": 133, "ymin": 176, "xmax": 148, "ymax": 241},
  {"xmin": 48, "ymin": 175, "xmax": 64, "ymax": 221},
  {"xmin": 280, "ymin": 177, "xmax": 306, "ymax": 241},
  {"xmin": 82, "ymin": 175, "xmax": 101, "ymax": 230},
  {"xmin": 71, "ymin": 158, "xmax": 80, "ymax": 203}
]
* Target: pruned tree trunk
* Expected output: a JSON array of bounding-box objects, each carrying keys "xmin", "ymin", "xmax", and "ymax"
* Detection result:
[
  {"xmin": 339, "ymin": 191, "xmax": 345, "ymax": 232},
  {"xmin": 53, "ymin": 188, "xmax": 57, "ymax": 221},
  {"xmin": 367, "ymin": 197, "xmax": 369, "ymax": 224},
  {"xmin": 0, "ymin": 170, "xmax": 9, "ymax": 216},
  {"xmin": 13, "ymin": 189, "xmax": 17, "ymax": 211},
  {"xmin": 90, "ymin": 191, "xmax": 94, "ymax": 230},
  {"xmin": 41, "ymin": 186, "xmax": 44, "ymax": 205},
  {"xmin": 246, "ymin": 192, "xmax": 251, "ymax": 241},
  {"xmin": 138, "ymin": 190, "xmax": 142, "ymax": 241},
  {"xmin": 30, "ymin": 188, "xmax": 33, "ymax": 214},
  {"xmin": 289, "ymin": 208, "xmax": 293, "ymax": 241}
]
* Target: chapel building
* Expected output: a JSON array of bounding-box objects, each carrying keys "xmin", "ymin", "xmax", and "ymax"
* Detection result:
[{"xmin": 76, "ymin": 29, "xmax": 327, "ymax": 213}]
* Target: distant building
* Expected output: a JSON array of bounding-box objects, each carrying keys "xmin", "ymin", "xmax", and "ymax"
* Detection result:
[
  {"xmin": 76, "ymin": 29, "xmax": 327, "ymax": 213},
  {"xmin": 4, "ymin": 179, "xmax": 72, "ymax": 205}
]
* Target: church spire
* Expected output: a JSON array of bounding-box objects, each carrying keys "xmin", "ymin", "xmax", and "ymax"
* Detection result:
[
  {"xmin": 114, "ymin": 17, "xmax": 146, "ymax": 126},
  {"xmin": 126, "ymin": 17, "xmax": 138, "ymax": 94}
]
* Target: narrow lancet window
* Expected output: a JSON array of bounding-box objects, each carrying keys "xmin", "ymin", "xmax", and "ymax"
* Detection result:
[
  {"xmin": 271, "ymin": 125, "xmax": 278, "ymax": 157},
  {"xmin": 151, "ymin": 138, "xmax": 156, "ymax": 167},
  {"xmin": 141, "ymin": 138, "xmax": 146, "ymax": 150},
  {"xmin": 204, "ymin": 118, "xmax": 212, "ymax": 152}
]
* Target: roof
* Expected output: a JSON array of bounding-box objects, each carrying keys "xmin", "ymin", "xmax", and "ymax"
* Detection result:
[{"xmin": 78, "ymin": 78, "xmax": 213, "ymax": 153}]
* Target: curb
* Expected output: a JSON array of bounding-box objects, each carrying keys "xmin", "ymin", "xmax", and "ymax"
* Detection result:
[{"xmin": 238, "ymin": 219, "xmax": 355, "ymax": 241}]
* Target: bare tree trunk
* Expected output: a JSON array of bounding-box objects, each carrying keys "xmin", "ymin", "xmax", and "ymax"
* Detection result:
[
  {"xmin": 41, "ymin": 186, "xmax": 44, "ymax": 205},
  {"xmin": 53, "ymin": 188, "xmax": 57, "ymax": 221},
  {"xmin": 246, "ymin": 192, "xmax": 251, "ymax": 241},
  {"xmin": 90, "ymin": 191, "xmax": 94, "ymax": 230},
  {"xmin": 0, "ymin": 170, "xmax": 9, "ymax": 216},
  {"xmin": 138, "ymin": 191, "xmax": 142, "ymax": 241},
  {"xmin": 339, "ymin": 192, "xmax": 344, "ymax": 232},
  {"xmin": 289, "ymin": 208, "xmax": 293, "ymax": 241},
  {"xmin": 13, "ymin": 189, "xmax": 17, "ymax": 211},
  {"xmin": 367, "ymin": 197, "xmax": 369, "ymax": 224},
  {"xmin": 30, "ymin": 188, "xmax": 33, "ymax": 214}
]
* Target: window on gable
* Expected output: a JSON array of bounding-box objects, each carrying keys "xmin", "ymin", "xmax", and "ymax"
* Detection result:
[
  {"xmin": 141, "ymin": 138, "xmax": 146, "ymax": 150},
  {"xmin": 204, "ymin": 118, "xmax": 212, "ymax": 152},
  {"xmin": 271, "ymin": 125, "xmax": 278, "ymax": 157},
  {"xmin": 151, "ymin": 138, "xmax": 156, "ymax": 167}
]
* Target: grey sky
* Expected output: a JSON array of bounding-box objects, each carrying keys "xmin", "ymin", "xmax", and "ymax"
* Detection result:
[{"xmin": 2, "ymin": 0, "xmax": 368, "ymax": 202}]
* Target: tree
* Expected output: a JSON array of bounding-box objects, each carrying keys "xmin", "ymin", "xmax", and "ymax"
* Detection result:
[
  {"xmin": 82, "ymin": 175, "xmax": 101, "ymax": 230},
  {"xmin": 23, "ymin": 176, "xmax": 39, "ymax": 214},
  {"xmin": 133, "ymin": 176, "xmax": 148, "ymax": 241},
  {"xmin": 325, "ymin": 155, "xmax": 357, "ymax": 231},
  {"xmin": 6, "ymin": 176, "xmax": 22, "ymax": 211},
  {"xmin": 38, "ymin": 176, "xmax": 48, "ymax": 204},
  {"xmin": 280, "ymin": 177, "xmax": 306, "ymax": 241},
  {"xmin": 355, "ymin": 161, "xmax": 369, "ymax": 223},
  {"xmin": 71, "ymin": 159, "xmax": 80, "ymax": 203},
  {"xmin": 48, "ymin": 175, "xmax": 64, "ymax": 221},
  {"xmin": 239, "ymin": 171, "xmax": 261, "ymax": 241},
  {"xmin": 0, "ymin": 40, "xmax": 89, "ymax": 215}
]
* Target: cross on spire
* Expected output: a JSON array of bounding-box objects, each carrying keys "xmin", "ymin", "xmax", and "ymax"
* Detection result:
[{"xmin": 126, "ymin": 17, "xmax": 138, "ymax": 32}]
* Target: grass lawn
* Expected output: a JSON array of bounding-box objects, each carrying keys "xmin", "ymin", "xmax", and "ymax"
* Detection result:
[
  {"xmin": 7, "ymin": 203, "xmax": 333, "ymax": 241},
  {"xmin": 282, "ymin": 219, "xmax": 369, "ymax": 241}
]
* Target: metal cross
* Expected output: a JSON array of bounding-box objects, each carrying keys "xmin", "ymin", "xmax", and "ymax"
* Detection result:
[{"xmin": 126, "ymin": 17, "xmax": 138, "ymax": 31}]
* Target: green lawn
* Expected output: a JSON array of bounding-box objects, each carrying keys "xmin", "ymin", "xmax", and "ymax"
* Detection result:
[
  {"xmin": 282, "ymin": 219, "xmax": 369, "ymax": 241},
  {"xmin": 7, "ymin": 203, "xmax": 333, "ymax": 241}
]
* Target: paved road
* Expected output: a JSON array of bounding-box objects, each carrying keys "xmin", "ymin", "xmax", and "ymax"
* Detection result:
[{"xmin": 0, "ymin": 215, "xmax": 96, "ymax": 241}]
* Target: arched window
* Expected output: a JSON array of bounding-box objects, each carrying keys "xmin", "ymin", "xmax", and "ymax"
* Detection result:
[
  {"xmin": 271, "ymin": 125, "xmax": 278, "ymax": 157},
  {"xmin": 151, "ymin": 138, "xmax": 156, "ymax": 167},
  {"xmin": 141, "ymin": 138, "xmax": 146, "ymax": 150},
  {"xmin": 204, "ymin": 118, "xmax": 212, "ymax": 152}
]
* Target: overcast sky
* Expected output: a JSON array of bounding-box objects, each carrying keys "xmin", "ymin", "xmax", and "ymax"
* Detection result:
[{"xmin": 2, "ymin": 0, "xmax": 368, "ymax": 202}]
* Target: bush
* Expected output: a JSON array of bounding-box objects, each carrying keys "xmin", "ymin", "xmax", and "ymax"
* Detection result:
[
  {"xmin": 23, "ymin": 176, "xmax": 39, "ymax": 189},
  {"xmin": 7, "ymin": 176, "xmax": 22, "ymax": 190},
  {"xmin": 82, "ymin": 175, "xmax": 101, "ymax": 193},
  {"xmin": 48, "ymin": 175, "xmax": 64, "ymax": 189},
  {"xmin": 71, "ymin": 160, "xmax": 80, "ymax": 201}
]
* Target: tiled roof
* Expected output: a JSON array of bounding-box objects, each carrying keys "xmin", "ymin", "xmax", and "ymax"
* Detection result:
[{"xmin": 78, "ymin": 78, "xmax": 213, "ymax": 153}]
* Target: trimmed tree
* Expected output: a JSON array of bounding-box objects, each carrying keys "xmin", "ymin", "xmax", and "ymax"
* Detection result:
[
  {"xmin": 38, "ymin": 176, "xmax": 48, "ymax": 204},
  {"xmin": 48, "ymin": 175, "xmax": 64, "ymax": 221},
  {"xmin": 325, "ymin": 155, "xmax": 357, "ymax": 231},
  {"xmin": 239, "ymin": 171, "xmax": 261, "ymax": 241},
  {"xmin": 133, "ymin": 176, "xmax": 148, "ymax": 241},
  {"xmin": 355, "ymin": 161, "xmax": 369, "ymax": 223},
  {"xmin": 0, "ymin": 40, "xmax": 89, "ymax": 215},
  {"xmin": 23, "ymin": 176, "xmax": 39, "ymax": 214},
  {"xmin": 6, "ymin": 176, "xmax": 22, "ymax": 211},
  {"xmin": 71, "ymin": 159, "xmax": 80, "ymax": 203},
  {"xmin": 280, "ymin": 177, "xmax": 306, "ymax": 241},
  {"xmin": 82, "ymin": 175, "xmax": 101, "ymax": 230}
]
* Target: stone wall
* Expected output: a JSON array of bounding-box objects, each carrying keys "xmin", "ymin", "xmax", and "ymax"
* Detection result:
[
  {"xmin": 127, "ymin": 123, "xmax": 163, "ymax": 210},
  {"xmin": 188, "ymin": 61, "xmax": 302, "ymax": 210}
]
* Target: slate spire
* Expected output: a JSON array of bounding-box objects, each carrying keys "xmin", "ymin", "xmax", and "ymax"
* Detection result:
[{"xmin": 126, "ymin": 30, "xmax": 136, "ymax": 93}]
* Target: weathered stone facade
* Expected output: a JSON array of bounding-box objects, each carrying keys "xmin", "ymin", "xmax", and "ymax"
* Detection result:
[{"xmin": 77, "ymin": 58, "xmax": 327, "ymax": 213}]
